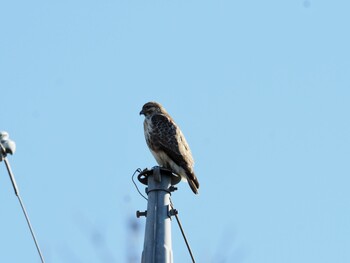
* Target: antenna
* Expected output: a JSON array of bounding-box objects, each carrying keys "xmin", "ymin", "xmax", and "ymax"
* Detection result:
[{"xmin": 0, "ymin": 131, "xmax": 45, "ymax": 263}]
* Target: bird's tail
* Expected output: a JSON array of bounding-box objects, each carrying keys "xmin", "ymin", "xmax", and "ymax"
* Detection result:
[{"xmin": 187, "ymin": 172, "xmax": 199, "ymax": 194}]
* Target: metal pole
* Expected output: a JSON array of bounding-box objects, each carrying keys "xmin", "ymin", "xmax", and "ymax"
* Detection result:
[
  {"xmin": 139, "ymin": 167, "xmax": 176, "ymax": 263},
  {"xmin": 3, "ymin": 158, "xmax": 45, "ymax": 263},
  {"xmin": 0, "ymin": 131, "xmax": 45, "ymax": 263}
]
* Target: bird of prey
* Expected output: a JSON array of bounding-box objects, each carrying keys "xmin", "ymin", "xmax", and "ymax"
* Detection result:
[{"xmin": 140, "ymin": 102, "xmax": 199, "ymax": 194}]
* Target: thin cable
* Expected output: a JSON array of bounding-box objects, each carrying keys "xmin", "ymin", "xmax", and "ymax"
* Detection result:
[
  {"xmin": 17, "ymin": 194, "xmax": 45, "ymax": 263},
  {"xmin": 170, "ymin": 198, "xmax": 196, "ymax": 263},
  {"xmin": 3, "ymin": 158, "xmax": 45, "ymax": 263},
  {"xmin": 132, "ymin": 168, "xmax": 148, "ymax": 201}
]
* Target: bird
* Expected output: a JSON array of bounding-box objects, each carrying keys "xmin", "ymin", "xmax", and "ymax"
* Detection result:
[{"xmin": 140, "ymin": 101, "xmax": 199, "ymax": 194}]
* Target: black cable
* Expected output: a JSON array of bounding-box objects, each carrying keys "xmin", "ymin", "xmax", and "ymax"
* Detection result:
[
  {"xmin": 131, "ymin": 168, "xmax": 148, "ymax": 201},
  {"xmin": 170, "ymin": 198, "xmax": 196, "ymax": 263}
]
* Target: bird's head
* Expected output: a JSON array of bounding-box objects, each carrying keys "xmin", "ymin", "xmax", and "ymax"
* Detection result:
[{"xmin": 140, "ymin": 102, "xmax": 165, "ymax": 117}]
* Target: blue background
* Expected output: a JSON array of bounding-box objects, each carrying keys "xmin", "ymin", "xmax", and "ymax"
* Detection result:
[{"xmin": 1, "ymin": 0, "xmax": 349, "ymax": 262}]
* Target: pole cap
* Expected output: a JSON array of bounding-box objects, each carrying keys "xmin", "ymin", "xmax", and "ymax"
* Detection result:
[
  {"xmin": 137, "ymin": 166, "xmax": 182, "ymax": 186},
  {"xmin": 0, "ymin": 131, "xmax": 16, "ymax": 159}
]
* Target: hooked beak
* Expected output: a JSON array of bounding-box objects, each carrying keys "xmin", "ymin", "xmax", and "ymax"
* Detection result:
[{"xmin": 139, "ymin": 109, "xmax": 144, "ymax": 115}]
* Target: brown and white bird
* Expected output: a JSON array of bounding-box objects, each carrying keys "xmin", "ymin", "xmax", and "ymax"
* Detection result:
[{"xmin": 140, "ymin": 102, "xmax": 199, "ymax": 194}]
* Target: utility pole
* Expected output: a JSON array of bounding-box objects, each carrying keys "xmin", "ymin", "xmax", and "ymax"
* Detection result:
[
  {"xmin": 0, "ymin": 131, "xmax": 45, "ymax": 263},
  {"xmin": 136, "ymin": 166, "xmax": 181, "ymax": 263}
]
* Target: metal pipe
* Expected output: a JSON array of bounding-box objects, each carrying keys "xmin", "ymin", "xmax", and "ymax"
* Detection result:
[
  {"xmin": 3, "ymin": 157, "xmax": 45, "ymax": 263},
  {"xmin": 141, "ymin": 168, "xmax": 173, "ymax": 263}
]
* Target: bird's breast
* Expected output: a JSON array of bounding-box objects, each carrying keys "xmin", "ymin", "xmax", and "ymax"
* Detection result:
[{"xmin": 143, "ymin": 118, "xmax": 154, "ymax": 148}]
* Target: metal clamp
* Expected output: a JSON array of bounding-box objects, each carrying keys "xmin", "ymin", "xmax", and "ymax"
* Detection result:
[
  {"xmin": 137, "ymin": 166, "xmax": 182, "ymax": 186},
  {"xmin": 166, "ymin": 204, "xmax": 178, "ymax": 220}
]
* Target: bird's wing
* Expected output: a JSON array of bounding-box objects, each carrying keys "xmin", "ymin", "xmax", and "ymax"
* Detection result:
[{"xmin": 151, "ymin": 114, "xmax": 194, "ymax": 168}]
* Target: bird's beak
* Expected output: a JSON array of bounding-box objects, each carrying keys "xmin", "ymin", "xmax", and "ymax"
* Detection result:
[{"xmin": 139, "ymin": 109, "xmax": 144, "ymax": 115}]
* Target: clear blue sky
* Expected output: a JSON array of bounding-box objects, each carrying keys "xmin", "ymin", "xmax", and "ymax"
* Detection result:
[{"xmin": 1, "ymin": 0, "xmax": 349, "ymax": 262}]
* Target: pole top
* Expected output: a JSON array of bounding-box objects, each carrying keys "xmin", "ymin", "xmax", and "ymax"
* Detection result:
[
  {"xmin": 0, "ymin": 131, "xmax": 16, "ymax": 160},
  {"xmin": 137, "ymin": 166, "xmax": 182, "ymax": 186}
]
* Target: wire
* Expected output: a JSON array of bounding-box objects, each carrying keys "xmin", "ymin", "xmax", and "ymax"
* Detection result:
[
  {"xmin": 170, "ymin": 198, "xmax": 196, "ymax": 263},
  {"xmin": 3, "ymin": 158, "xmax": 45, "ymax": 263},
  {"xmin": 131, "ymin": 168, "xmax": 148, "ymax": 201},
  {"xmin": 17, "ymin": 194, "xmax": 45, "ymax": 263}
]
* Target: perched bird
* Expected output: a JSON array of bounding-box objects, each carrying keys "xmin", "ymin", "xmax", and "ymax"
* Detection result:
[{"xmin": 140, "ymin": 102, "xmax": 199, "ymax": 194}]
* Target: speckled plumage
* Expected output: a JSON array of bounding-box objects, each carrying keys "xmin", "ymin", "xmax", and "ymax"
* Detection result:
[{"xmin": 140, "ymin": 102, "xmax": 199, "ymax": 194}]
